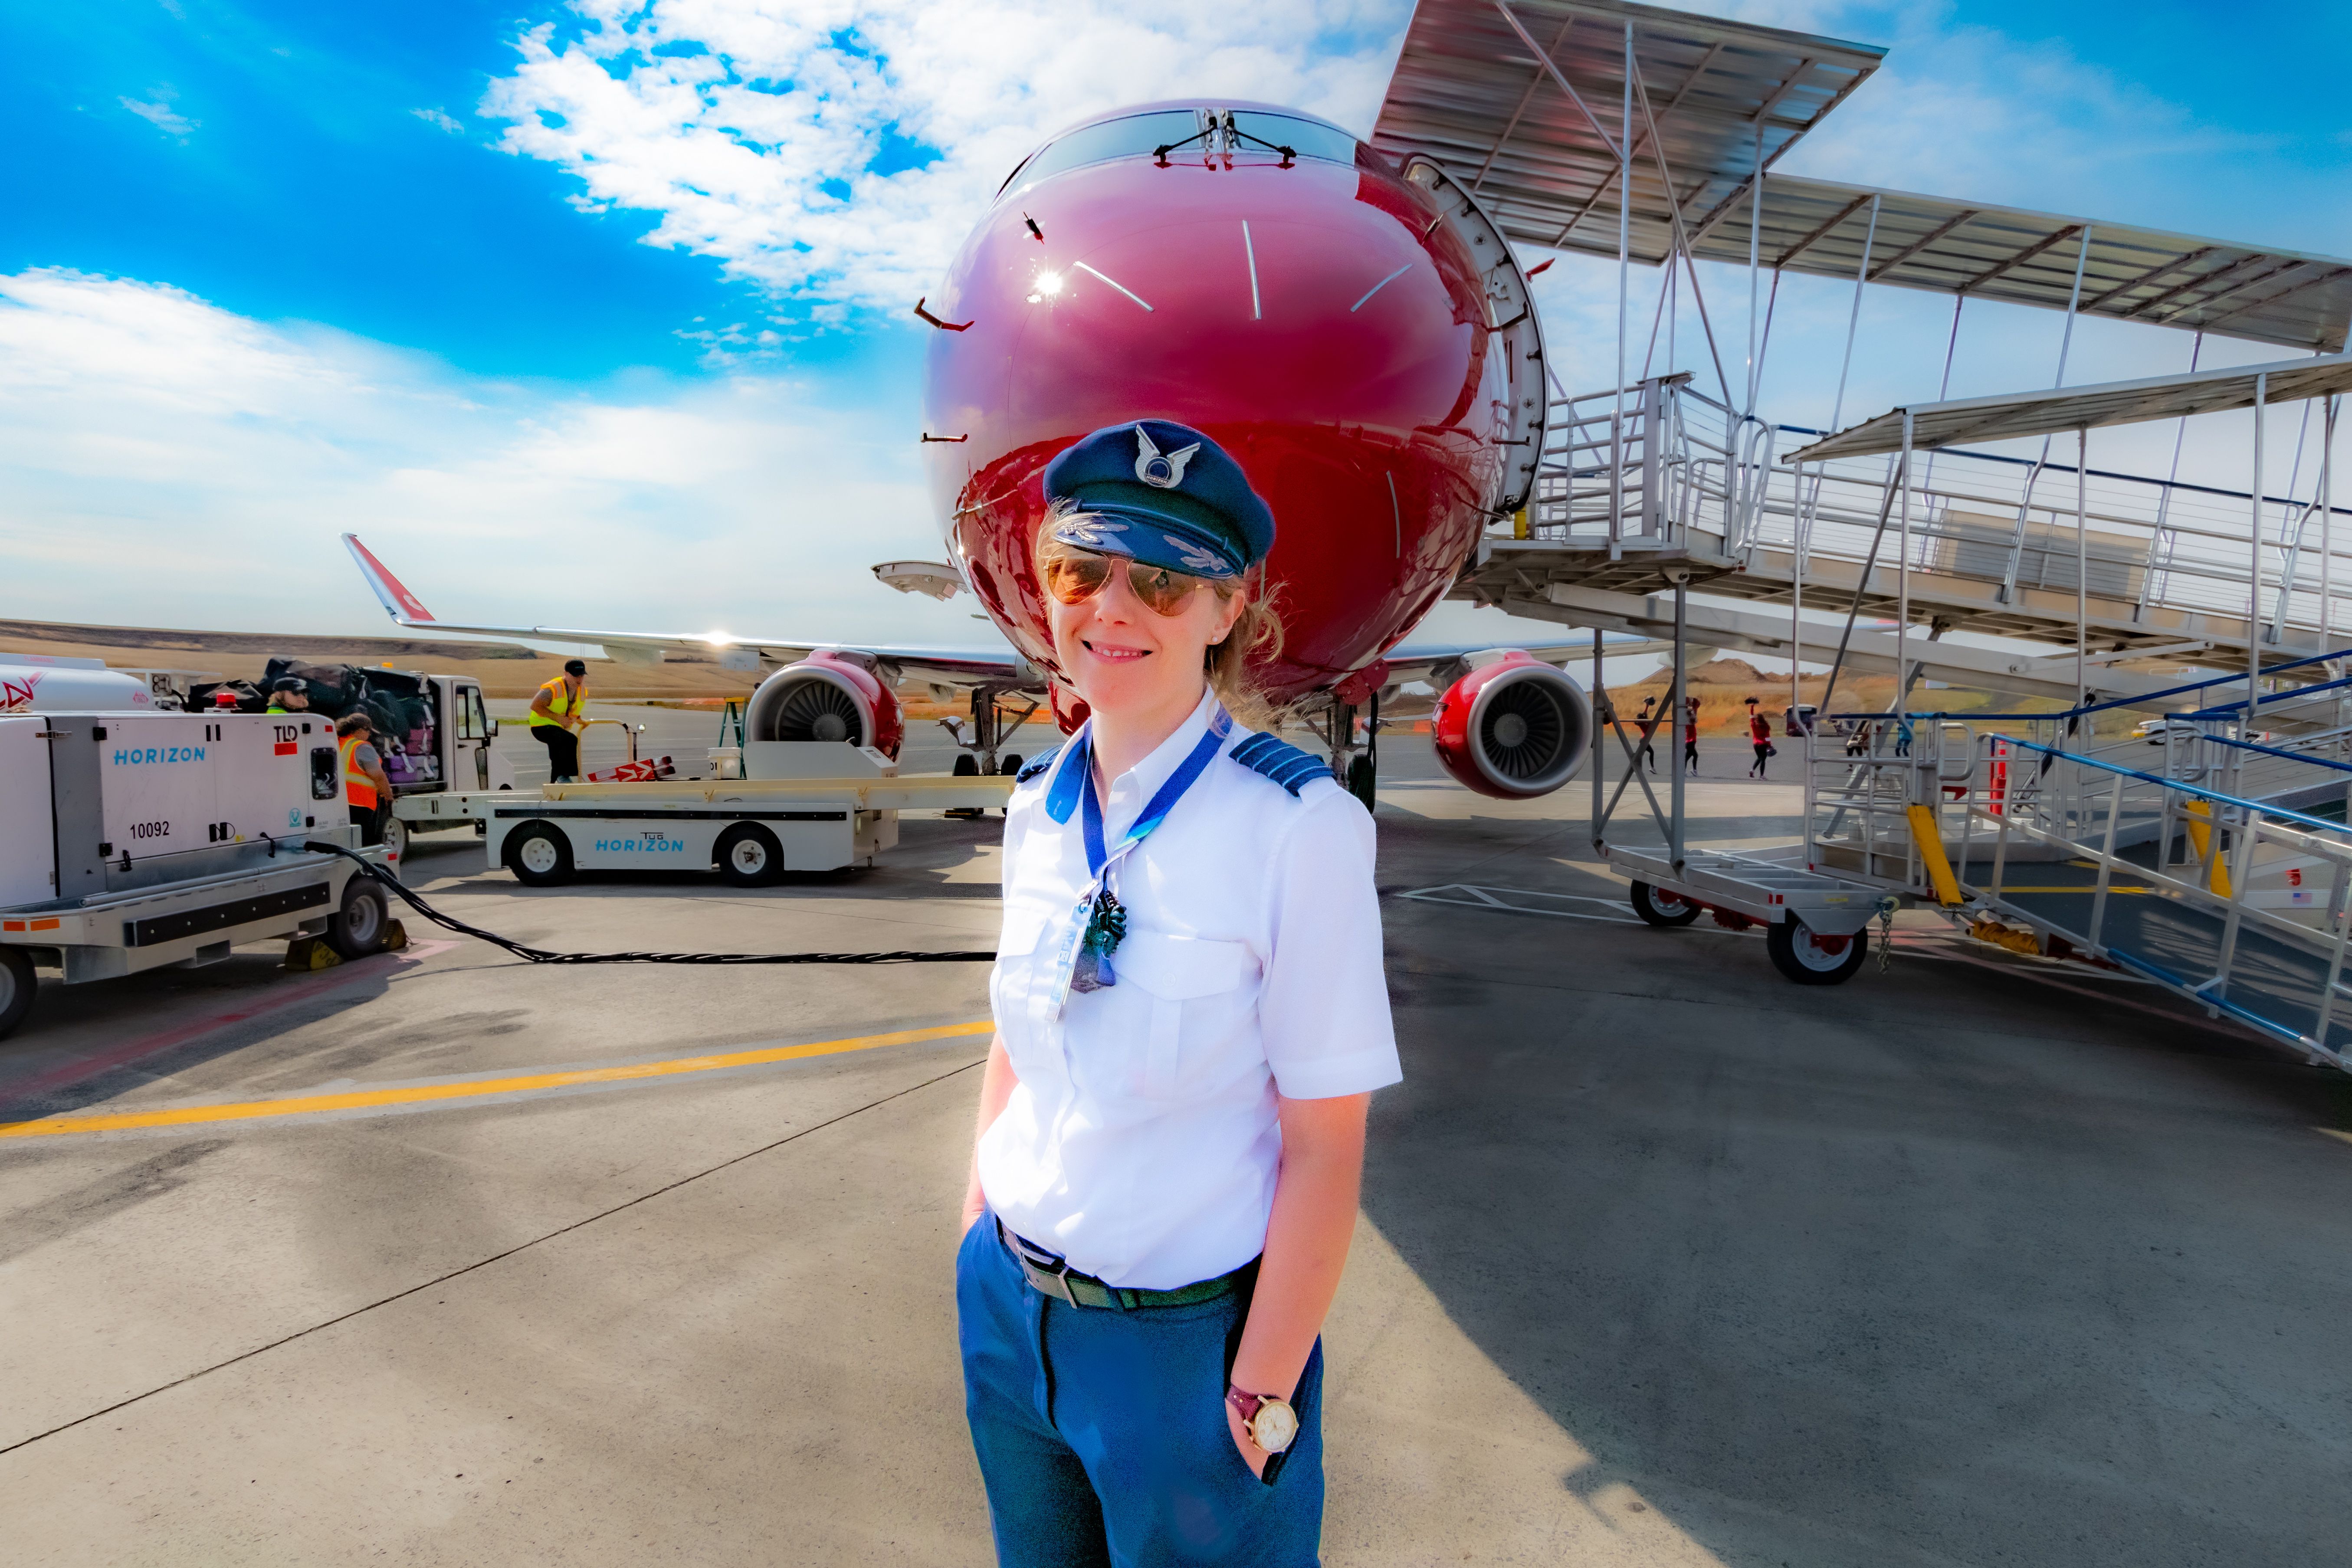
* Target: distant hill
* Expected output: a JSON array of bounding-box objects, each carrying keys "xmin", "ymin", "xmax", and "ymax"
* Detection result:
[{"xmin": 0, "ymin": 617, "xmax": 760, "ymax": 701}]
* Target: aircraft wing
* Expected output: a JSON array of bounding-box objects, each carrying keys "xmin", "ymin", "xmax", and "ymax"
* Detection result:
[{"xmin": 342, "ymin": 535, "xmax": 1038, "ymax": 689}]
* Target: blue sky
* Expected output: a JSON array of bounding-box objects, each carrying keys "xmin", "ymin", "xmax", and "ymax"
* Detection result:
[{"xmin": 3, "ymin": 0, "xmax": 2348, "ymax": 648}]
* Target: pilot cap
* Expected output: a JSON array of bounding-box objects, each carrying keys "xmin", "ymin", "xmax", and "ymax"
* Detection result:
[{"xmin": 1043, "ymin": 420, "xmax": 1274, "ymax": 579}]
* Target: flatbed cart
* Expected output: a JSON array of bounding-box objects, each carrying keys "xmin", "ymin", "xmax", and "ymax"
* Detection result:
[
  {"xmin": 0, "ymin": 829, "xmax": 396, "ymax": 1041},
  {"xmin": 1612, "ymin": 844, "xmax": 1898, "ymax": 984},
  {"xmin": 487, "ymin": 774, "xmax": 1020, "ymax": 887}
]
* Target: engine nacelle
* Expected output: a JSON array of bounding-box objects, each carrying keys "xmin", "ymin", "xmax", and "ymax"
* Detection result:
[
  {"xmin": 745, "ymin": 651, "xmax": 903, "ymax": 759},
  {"xmin": 1431, "ymin": 651, "xmax": 1590, "ymax": 799}
]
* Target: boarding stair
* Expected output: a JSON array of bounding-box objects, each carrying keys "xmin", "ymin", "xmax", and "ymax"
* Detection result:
[
  {"xmin": 1455, "ymin": 375, "xmax": 2352, "ymax": 672},
  {"xmin": 1807, "ymin": 663, "xmax": 2352, "ymax": 1070}
]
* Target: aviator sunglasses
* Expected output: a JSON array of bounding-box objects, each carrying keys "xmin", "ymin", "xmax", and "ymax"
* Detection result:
[{"xmin": 1043, "ymin": 551, "xmax": 1216, "ymax": 616}]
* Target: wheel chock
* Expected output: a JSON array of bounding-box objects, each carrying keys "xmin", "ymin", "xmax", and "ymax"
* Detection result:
[
  {"xmin": 382, "ymin": 919, "xmax": 410, "ymax": 953},
  {"xmin": 285, "ymin": 937, "xmax": 345, "ymax": 971}
]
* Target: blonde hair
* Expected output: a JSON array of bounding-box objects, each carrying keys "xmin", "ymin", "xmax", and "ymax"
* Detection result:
[{"xmin": 1033, "ymin": 515, "xmax": 1286, "ymax": 729}]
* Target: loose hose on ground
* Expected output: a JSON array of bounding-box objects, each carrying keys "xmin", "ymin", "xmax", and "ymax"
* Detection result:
[{"xmin": 299, "ymin": 841, "xmax": 996, "ymax": 966}]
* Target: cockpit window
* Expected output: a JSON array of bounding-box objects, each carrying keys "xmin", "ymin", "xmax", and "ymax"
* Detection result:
[
  {"xmin": 1000, "ymin": 108, "xmax": 1361, "ymax": 196},
  {"xmin": 1001, "ymin": 111, "xmax": 1206, "ymax": 195},
  {"xmin": 1225, "ymin": 112, "xmax": 1359, "ymax": 166}
]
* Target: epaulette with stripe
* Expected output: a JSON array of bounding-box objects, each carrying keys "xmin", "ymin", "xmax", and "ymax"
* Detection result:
[
  {"xmin": 1013, "ymin": 744, "xmax": 1063, "ymax": 784},
  {"xmin": 1227, "ymin": 732, "xmax": 1335, "ymax": 796}
]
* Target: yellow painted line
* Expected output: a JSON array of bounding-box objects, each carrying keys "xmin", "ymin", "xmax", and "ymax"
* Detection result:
[{"xmin": 0, "ymin": 1020, "xmax": 993, "ymax": 1140}]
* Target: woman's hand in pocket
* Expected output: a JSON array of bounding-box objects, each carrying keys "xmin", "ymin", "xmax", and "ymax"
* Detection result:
[{"xmin": 1225, "ymin": 1397, "xmax": 1269, "ymax": 1479}]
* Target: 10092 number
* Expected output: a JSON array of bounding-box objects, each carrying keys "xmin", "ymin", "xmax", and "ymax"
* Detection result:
[{"xmin": 128, "ymin": 820, "xmax": 171, "ymax": 840}]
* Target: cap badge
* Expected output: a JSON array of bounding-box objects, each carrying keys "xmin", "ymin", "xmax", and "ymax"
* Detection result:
[{"xmin": 1133, "ymin": 425, "xmax": 1201, "ymax": 490}]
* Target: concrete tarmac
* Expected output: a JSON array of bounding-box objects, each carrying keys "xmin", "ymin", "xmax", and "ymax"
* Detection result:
[{"xmin": 2, "ymin": 737, "xmax": 2348, "ymax": 1566}]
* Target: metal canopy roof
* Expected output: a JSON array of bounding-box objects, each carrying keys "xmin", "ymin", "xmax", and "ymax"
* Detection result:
[
  {"xmin": 1788, "ymin": 352, "xmax": 2352, "ymax": 463},
  {"xmin": 1692, "ymin": 175, "xmax": 2352, "ymax": 353},
  {"xmin": 1372, "ymin": 0, "xmax": 2352, "ymax": 353},
  {"xmin": 1370, "ymin": 0, "xmax": 1883, "ymax": 266}
]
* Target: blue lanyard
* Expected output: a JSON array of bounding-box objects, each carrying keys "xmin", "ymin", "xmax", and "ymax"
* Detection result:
[
  {"xmin": 1034, "ymin": 710, "xmax": 1228, "ymax": 1015},
  {"xmin": 1077, "ymin": 722, "xmax": 1228, "ymax": 879}
]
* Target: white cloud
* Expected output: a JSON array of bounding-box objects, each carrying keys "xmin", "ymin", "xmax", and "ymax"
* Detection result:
[
  {"xmin": 478, "ymin": 0, "xmax": 1407, "ymax": 318},
  {"xmin": 0, "ymin": 270, "xmax": 983, "ymax": 646},
  {"xmin": 410, "ymin": 106, "xmax": 465, "ymax": 134},
  {"xmin": 121, "ymin": 93, "xmax": 197, "ymax": 140}
]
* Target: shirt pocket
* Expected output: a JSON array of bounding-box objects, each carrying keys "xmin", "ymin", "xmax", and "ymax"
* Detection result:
[
  {"xmin": 991, "ymin": 902, "xmax": 1061, "ymax": 1076},
  {"xmin": 1112, "ymin": 933, "xmax": 1257, "ymax": 1099}
]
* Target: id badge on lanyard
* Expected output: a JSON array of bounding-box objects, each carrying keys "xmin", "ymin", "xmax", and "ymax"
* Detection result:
[{"xmin": 1035, "ymin": 715, "xmax": 1227, "ymax": 1019}]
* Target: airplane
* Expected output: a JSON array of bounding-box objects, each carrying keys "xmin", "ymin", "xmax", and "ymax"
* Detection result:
[{"xmin": 344, "ymin": 48, "xmax": 1683, "ymax": 805}]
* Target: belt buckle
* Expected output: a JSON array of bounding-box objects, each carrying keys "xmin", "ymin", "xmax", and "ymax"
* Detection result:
[{"xmin": 1037, "ymin": 1260, "xmax": 1080, "ymax": 1308}]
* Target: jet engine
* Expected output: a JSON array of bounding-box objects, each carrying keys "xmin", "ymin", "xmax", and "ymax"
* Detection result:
[
  {"xmin": 1430, "ymin": 652, "xmax": 1590, "ymax": 799},
  {"xmin": 745, "ymin": 651, "xmax": 903, "ymax": 759}
]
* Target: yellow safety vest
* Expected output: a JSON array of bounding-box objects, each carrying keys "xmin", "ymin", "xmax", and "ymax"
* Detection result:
[
  {"xmin": 531, "ymin": 677, "xmax": 585, "ymax": 731},
  {"xmin": 340, "ymin": 734, "xmax": 379, "ymax": 810}
]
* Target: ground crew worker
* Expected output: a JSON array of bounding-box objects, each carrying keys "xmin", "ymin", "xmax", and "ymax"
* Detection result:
[
  {"xmin": 958, "ymin": 420, "xmax": 1401, "ymax": 1564},
  {"xmin": 530, "ymin": 658, "xmax": 590, "ymax": 783},
  {"xmin": 337, "ymin": 712, "xmax": 393, "ymax": 846},
  {"xmin": 265, "ymin": 677, "xmax": 309, "ymax": 716}
]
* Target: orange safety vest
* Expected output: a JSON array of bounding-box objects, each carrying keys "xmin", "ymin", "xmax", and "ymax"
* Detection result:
[
  {"xmin": 531, "ymin": 676, "xmax": 585, "ymax": 731},
  {"xmin": 340, "ymin": 733, "xmax": 380, "ymax": 810}
]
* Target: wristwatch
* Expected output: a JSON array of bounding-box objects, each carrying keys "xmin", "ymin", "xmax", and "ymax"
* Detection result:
[{"xmin": 1226, "ymin": 1384, "xmax": 1299, "ymax": 1454}]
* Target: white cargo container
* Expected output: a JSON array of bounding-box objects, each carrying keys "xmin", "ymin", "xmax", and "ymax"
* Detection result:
[{"xmin": 0, "ymin": 709, "xmax": 394, "ymax": 1041}]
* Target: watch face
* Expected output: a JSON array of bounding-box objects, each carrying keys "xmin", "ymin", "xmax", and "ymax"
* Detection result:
[{"xmin": 1250, "ymin": 1398, "xmax": 1299, "ymax": 1454}]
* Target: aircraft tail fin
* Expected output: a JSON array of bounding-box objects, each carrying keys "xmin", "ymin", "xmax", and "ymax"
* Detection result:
[{"xmin": 343, "ymin": 534, "xmax": 438, "ymax": 626}]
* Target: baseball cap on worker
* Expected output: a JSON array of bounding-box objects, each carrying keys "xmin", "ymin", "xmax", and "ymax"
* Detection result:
[{"xmin": 1042, "ymin": 420, "xmax": 1275, "ymax": 579}]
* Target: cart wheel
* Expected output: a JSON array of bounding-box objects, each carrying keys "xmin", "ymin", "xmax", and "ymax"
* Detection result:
[
  {"xmin": 0, "ymin": 946, "xmax": 36, "ymax": 1041},
  {"xmin": 1766, "ymin": 917, "xmax": 1867, "ymax": 984},
  {"xmin": 506, "ymin": 823, "xmax": 574, "ymax": 887},
  {"xmin": 326, "ymin": 878, "xmax": 390, "ymax": 958},
  {"xmin": 715, "ymin": 823, "xmax": 784, "ymax": 886},
  {"xmin": 1630, "ymin": 881, "xmax": 1701, "ymax": 927},
  {"xmin": 381, "ymin": 814, "xmax": 409, "ymax": 862}
]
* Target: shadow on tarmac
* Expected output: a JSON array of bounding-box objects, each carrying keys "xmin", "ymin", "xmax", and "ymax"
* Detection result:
[{"xmin": 1360, "ymin": 806, "xmax": 2352, "ymax": 1568}]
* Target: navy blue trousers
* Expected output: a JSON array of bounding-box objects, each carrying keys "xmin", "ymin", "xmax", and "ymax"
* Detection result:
[{"xmin": 956, "ymin": 1218, "xmax": 1325, "ymax": 1566}]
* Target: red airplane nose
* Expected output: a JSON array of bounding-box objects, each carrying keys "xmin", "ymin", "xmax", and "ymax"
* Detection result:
[{"xmin": 922, "ymin": 110, "xmax": 1512, "ymax": 704}]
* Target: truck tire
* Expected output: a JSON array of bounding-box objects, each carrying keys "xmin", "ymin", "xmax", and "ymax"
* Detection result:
[
  {"xmin": 0, "ymin": 947, "xmax": 36, "ymax": 1041},
  {"xmin": 327, "ymin": 878, "xmax": 390, "ymax": 958},
  {"xmin": 715, "ymin": 823, "xmax": 783, "ymax": 886},
  {"xmin": 506, "ymin": 823, "xmax": 575, "ymax": 887},
  {"xmin": 1630, "ymin": 881, "xmax": 1702, "ymax": 927},
  {"xmin": 381, "ymin": 814, "xmax": 409, "ymax": 862},
  {"xmin": 1766, "ymin": 916, "xmax": 1867, "ymax": 984}
]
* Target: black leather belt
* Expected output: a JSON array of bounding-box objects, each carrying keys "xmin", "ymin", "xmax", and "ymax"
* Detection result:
[{"xmin": 997, "ymin": 1220, "xmax": 1256, "ymax": 1311}]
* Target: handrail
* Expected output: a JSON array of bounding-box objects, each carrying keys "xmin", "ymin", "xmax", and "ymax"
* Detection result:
[
  {"xmin": 1991, "ymin": 736, "xmax": 2352, "ymax": 838},
  {"xmin": 2196, "ymin": 731, "xmax": 2352, "ymax": 778},
  {"xmin": 1826, "ymin": 642, "xmax": 2352, "ymax": 728}
]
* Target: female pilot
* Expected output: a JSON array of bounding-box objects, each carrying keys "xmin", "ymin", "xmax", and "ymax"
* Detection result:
[{"xmin": 957, "ymin": 419, "xmax": 1400, "ymax": 1565}]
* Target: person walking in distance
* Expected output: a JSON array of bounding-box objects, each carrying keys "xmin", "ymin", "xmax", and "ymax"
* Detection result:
[
  {"xmin": 1635, "ymin": 695, "xmax": 1660, "ymax": 774},
  {"xmin": 1682, "ymin": 695, "xmax": 1701, "ymax": 774},
  {"xmin": 1746, "ymin": 696, "xmax": 1775, "ymax": 779},
  {"xmin": 530, "ymin": 658, "xmax": 590, "ymax": 783},
  {"xmin": 337, "ymin": 712, "xmax": 393, "ymax": 846},
  {"xmin": 958, "ymin": 420, "xmax": 1399, "ymax": 1565}
]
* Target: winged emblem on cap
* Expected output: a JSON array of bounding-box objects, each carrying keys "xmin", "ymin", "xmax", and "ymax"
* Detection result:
[
  {"xmin": 1171, "ymin": 536, "xmax": 1229, "ymax": 574},
  {"xmin": 1133, "ymin": 425, "xmax": 1201, "ymax": 489}
]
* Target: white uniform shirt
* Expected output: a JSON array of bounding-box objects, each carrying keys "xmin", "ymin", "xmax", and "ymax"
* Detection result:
[{"xmin": 979, "ymin": 690, "xmax": 1401, "ymax": 1289}]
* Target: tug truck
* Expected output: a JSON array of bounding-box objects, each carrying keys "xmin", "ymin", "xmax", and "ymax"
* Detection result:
[{"xmin": 0, "ymin": 706, "xmax": 394, "ymax": 1041}]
